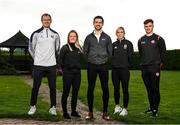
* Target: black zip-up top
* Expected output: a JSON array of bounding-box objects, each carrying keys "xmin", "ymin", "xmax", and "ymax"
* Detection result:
[
  {"xmin": 112, "ymin": 38, "xmax": 134, "ymax": 68},
  {"xmin": 83, "ymin": 31, "xmax": 112, "ymax": 64},
  {"xmin": 59, "ymin": 43, "xmax": 82, "ymax": 73},
  {"xmin": 138, "ymin": 33, "xmax": 166, "ymax": 66}
]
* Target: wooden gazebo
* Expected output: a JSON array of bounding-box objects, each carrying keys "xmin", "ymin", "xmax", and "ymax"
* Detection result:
[{"xmin": 0, "ymin": 31, "xmax": 31, "ymax": 71}]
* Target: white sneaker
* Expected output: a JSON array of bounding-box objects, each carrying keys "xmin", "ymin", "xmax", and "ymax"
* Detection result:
[
  {"xmin": 28, "ymin": 105, "xmax": 36, "ymax": 115},
  {"xmin": 114, "ymin": 105, "xmax": 122, "ymax": 114},
  {"xmin": 49, "ymin": 106, "xmax": 57, "ymax": 116},
  {"xmin": 119, "ymin": 108, "xmax": 128, "ymax": 116}
]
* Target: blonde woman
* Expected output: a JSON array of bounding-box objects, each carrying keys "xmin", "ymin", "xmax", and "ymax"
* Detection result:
[
  {"xmin": 58, "ymin": 30, "xmax": 82, "ymax": 119},
  {"xmin": 112, "ymin": 27, "xmax": 133, "ymax": 116}
]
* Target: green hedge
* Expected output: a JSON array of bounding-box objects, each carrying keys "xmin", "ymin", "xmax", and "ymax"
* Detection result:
[
  {"xmin": 0, "ymin": 58, "xmax": 17, "ymax": 75},
  {"xmin": 80, "ymin": 49, "xmax": 180, "ymax": 70},
  {"xmin": 130, "ymin": 49, "xmax": 180, "ymax": 70},
  {"xmin": 0, "ymin": 54, "xmax": 32, "ymax": 71},
  {"xmin": 1, "ymin": 49, "xmax": 180, "ymax": 72},
  {"xmin": 165, "ymin": 49, "xmax": 180, "ymax": 70}
]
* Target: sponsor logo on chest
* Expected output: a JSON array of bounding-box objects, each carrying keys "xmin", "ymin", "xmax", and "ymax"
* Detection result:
[
  {"xmin": 123, "ymin": 44, "xmax": 127, "ymax": 49},
  {"xmin": 141, "ymin": 41, "xmax": 146, "ymax": 44},
  {"xmin": 101, "ymin": 38, "xmax": 106, "ymax": 41}
]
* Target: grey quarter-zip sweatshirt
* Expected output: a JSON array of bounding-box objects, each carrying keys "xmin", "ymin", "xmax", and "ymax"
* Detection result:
[{"xmin": 83, "ymin": 31, "xmax": 112, "ymax": 64}]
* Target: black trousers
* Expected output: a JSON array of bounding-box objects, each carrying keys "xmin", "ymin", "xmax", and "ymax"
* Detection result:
[
  {"xmin": 30, "ymin": 65, "xmax": 56, "ymax": 107},
  {"xmin": 61, "ymin": 70, "xmax": 81, "ymax": 113},
  {"xmin": 141, "ymin": 65, "xmax": 160, "ymax": 112},
  {"xmin": 87, "ymin": 63, "xmax": 109, "ymax": 112},
  {"xmin": 112, "ymin": 68, "xmax": 130, "ymax": 108}
]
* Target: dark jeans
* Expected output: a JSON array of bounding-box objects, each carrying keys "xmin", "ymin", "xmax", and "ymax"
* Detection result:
[
  {"xmin": 141, "ymin": 65, "xmax": 160, "ymax": 112},
  {"xmin": 87, "ymin": 63, "xmax": 109, "ymax": 112},
  {"xmin": 30, "ymin": 65, "xmax": 56, "ymax": 107},
  {"xmin": 61, "ymin": 71, "xmax": 81, "ymax": 113},
  {"xmin": 112, "ymin": 68, "xmax": 130, "ymax": 108}
]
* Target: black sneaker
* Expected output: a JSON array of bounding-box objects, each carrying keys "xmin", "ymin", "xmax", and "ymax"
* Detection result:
[
  {"xmin": 63, "ymin": 113, "xmax": 71, "ymax": 119},
  {"xmin": 151, "ymin": 110, "xmax": 158, "ymax": 117},
  {"xmin": 71, "ymin": 111, "xmax": 81, "ymax": 118}
]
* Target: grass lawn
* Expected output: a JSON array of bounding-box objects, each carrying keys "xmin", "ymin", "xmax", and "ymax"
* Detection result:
[
  {"xmin": 0, "ymin": 76, "xmax": 61, "ymax": 121},
  {"xmin": 45, "ymin": 70, "xmax": 180, "ymax": 124}
]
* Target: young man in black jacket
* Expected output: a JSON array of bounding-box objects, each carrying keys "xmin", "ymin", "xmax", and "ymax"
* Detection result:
[
  {"xmin": 83, "ymin": 16, "xmax": 112, "ymax": 120},
  {"xmin": 112, "ymin": 27, "xmax": 133, "ymax": 116},
  {"xmin": 138, "ymin": 19, "xmax": 166, "ymax": 117}
]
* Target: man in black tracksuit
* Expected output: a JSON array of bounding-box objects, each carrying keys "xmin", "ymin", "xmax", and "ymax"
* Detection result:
[
  {"xmin": 58, "ymin": 30, "xmax": 82, "ymax": 119},
  {"xmin": 138, "ymin": 19, "xmax": 166, "ymax": 117},
  {"xmin": 112, "ymin": 27, "xmax": 134, "ymax": 116},
  {"xmin": 83, "ymin": 16, "xmax": 112, "ymax": 120}
]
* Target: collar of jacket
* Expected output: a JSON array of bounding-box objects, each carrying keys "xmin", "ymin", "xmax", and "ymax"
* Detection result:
[
  {"xmin": 91, "ymin": 31, "xmax": 104, "ymax": 36},
  {"xmin": 117, "ymin": 37, "xmax": 126, "ymax": 43}
]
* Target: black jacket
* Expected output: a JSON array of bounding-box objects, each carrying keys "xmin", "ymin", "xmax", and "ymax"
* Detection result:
[
  {"xmin": 58, "ymin": 43, "xmax": 82, "ymax": 73},
  {"xmin": 138, "ymin": 33, "xmax": 166, "ymax": 66},
  {"xmin": 112, "ymin": 38, "xmax": 134, "ymax": 68},
  {"xmin": 83, "ymin": 31, "xmax": 112, "ymax": 64}
]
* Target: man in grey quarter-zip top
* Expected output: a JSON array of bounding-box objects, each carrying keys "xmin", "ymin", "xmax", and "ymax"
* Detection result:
[{"xmin": 83, "ymin": 16, "xmax": 112, "ymax": 120}]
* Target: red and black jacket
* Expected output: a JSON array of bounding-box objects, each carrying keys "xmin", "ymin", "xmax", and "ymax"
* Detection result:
[{"xmin": 138, "ymin": 33, "xmax": 166, "ymax": 66}]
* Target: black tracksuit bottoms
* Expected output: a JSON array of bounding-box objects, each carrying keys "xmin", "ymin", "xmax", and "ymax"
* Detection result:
[
  {"xmin": 141, "ymin": 65, "xmax": 160, "ymax": 112},
  {"xmin": 61, "ymin": 71, "xmax": 81, "ymax": 113},
  {"xmin": 87, "ymin": 63, "xmax": 109, "ymax": 112},
  {"xmin": 30, "ymin": 65, "xmax": 56, "ymax": 107},
  {"xmin": 112, "ymin": 68, "xmax": 130, "ymax": 108}
]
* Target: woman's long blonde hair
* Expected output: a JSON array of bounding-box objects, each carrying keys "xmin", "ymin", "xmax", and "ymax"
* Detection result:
[{"xmin": 67, "ymin": 30, "xmax": 83, "ymax": 52}]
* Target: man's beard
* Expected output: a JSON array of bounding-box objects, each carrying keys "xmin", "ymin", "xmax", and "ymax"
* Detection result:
[{"xmin": 95, "ymin": 26, "xmax": 102, "ymax": 31}]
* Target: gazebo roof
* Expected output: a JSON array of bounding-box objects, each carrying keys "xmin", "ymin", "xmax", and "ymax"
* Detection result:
[{"xmin": 0, "ymin": 31, "xmax": 29, "ymax": 48}]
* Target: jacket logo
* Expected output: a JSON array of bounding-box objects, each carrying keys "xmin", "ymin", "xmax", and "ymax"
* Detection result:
[
  {"xmin": 51, "ymin": 35, "xmax": 54, "ymax": 39},
  {"xmin": 101, "ymin": 38, "xmax": 106, "ymax": 41},
  {"xmin": 40, "ymin": 35, "xmax": 44, "ymax": 38},
  {"xmin": 141, "ymin": 41, "xmax": 146, "ymax": 44},
  {"xmin": 156, "ymin": 72, "xmax": 160, "ymax": 77},
  {"xmin": 151, "ymin": 40, "xmax": 155, "ymax": 44},
  {"xmin": 114, "ymin": 46, "xmax": 118, "ymax": 49},
  {"xmin": 124, "ymin": 44, "xmax": 127, "ymax": 49}
]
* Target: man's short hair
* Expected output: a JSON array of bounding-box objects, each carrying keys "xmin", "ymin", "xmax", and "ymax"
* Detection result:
[
  {"xmin": 144, "ymin": 19, "xmax": 154, "ymax": 25},
  {"xmin": 94, "ymin": 16, "xmax": 104, "ymax": 24},
  {"xmin": 41, "ymin": 13, "xmax": 51, "ymax": 21}
]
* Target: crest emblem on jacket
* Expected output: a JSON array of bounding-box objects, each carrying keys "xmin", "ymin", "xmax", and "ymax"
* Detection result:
[
  {"xmin": 124, "ymin": 44, "xmax": 127, "ymax": 49},
  {"xmin": 151, "ymin": 40, "xmax": 155, "ymax": 44}
]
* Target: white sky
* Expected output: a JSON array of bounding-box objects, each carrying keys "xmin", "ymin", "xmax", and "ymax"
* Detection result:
[{"xmin": 0, "ymin": 0, "xmax": 180, "ymax": 51}]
